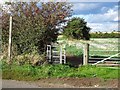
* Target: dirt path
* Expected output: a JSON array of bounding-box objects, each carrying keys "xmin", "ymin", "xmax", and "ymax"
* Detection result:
[
  {"xmin": 2, "ymin": 78, "xmax": 118, "ymax": 88},
  {"xmin": 33, "ymin": 78, "xmax": 118, "ymax": 88}
]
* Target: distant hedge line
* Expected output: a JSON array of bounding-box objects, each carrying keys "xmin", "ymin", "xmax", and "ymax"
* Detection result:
[{"xmin": 90, "ymin": 32, "xmax": 120, "ymax": 38}]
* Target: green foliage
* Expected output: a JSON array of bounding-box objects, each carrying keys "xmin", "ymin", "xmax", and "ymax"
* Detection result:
[
  {"xmin": 90, "ymin": 32, "xmax": 120, "ymax": 38},
  {"xmin": 2, "ymin": 2, "xmax": 72, "ymax": 55},
  {"xmin": 2, "ymin": 62, "xmax": 119, "ymax": 81},
  {"xmin": 63, "ymin": 17, "xmax": 90, "ymax": 40}
]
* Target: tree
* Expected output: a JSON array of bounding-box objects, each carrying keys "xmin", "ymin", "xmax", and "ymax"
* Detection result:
[
  {"xmin": 63, "ymin": 17, "xmax": 90, "ymax": 40},
  {"xmin": 1, "ymin": 2, "xmax": 72, "ymax": 55}
]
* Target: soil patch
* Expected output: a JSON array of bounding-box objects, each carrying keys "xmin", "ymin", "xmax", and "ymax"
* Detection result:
[{"xmin": 33, "ymin": 78, "xmax": 118, "ymax": 88}]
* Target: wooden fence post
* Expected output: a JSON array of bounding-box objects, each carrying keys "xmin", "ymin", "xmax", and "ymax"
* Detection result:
[
  {"xmin": 8, "ymin": 15, "xmax": 12, "ymax": 64},
  {"xmin": 83, "ymin": 43, "xmax": 89, "ymax": 65}
]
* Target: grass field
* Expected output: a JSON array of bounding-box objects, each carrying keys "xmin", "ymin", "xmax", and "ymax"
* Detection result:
[{"xmin": 57, "ymin": 35, "xmax": 119, "ymax": 57}]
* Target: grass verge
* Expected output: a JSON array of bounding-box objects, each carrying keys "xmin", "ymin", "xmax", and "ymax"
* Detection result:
[{"xmin": 2, "ymin": 61, "xmax": 119, "ymax": 81}]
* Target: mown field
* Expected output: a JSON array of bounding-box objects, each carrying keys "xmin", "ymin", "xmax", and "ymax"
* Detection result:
[{"xmin": 89, "ymin": 38, "xmax": 118, "ymax": 57}]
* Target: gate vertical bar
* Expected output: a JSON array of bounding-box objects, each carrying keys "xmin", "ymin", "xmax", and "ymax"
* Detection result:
[
  {"xmin": 63, "ymin": 50, "xmax": 66, "ymax": 64},
  {"xmin": 63, "ymin": 45, "xmax": 66, "ymax": 64},
  {"xmin": 47, "ymin": 45, "xmax": 52, "ymax": 63},
  {"xmin": 60, "ymin": 46, "xmax": 62, "ymax": 64},
  {"xmin": 49, "ymin": 45, "xmax": 52, "ymax": 62}
]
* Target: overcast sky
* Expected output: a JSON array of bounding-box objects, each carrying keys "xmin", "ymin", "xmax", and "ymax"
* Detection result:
[{"xmin": 71, "ymin": 2, "xmax": 119, "ymax": 32}]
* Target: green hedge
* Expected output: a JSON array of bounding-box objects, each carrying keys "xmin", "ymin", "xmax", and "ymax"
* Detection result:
[{"xmin": 90, "ymin": 32, "xmax": 120, "ymax": 38}]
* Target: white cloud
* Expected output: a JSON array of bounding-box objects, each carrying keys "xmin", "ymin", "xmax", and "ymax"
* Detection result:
[
  {"xmin": 114, "ymin": 17, "xmax": 118, "ymax": 21},
  {"xmin": 88, "ymin": 22, "xmax": 118, "ymax": 32},
  {"xmin": 69, "ymin": 0, "xmax": 119, "ymax": 2},
  {"xmin": 72, "ymin": 3, "xmax": 100, "ymax": 11},
  {"xmin": 73, "ymin": 9, "xmax": 118, "ymax": 23},
  {"xmin": 71, "ymin": 5, "xmax": 119, "ymax": 32},
  {"xmin": 72, "ymin": 5, "xmax": 118, "ymax": 23}
]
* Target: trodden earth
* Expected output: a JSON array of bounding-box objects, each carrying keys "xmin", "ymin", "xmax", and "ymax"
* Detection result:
[{"xmin": 2, "ymin": 78, "xmax": 118, "ymax": 88}]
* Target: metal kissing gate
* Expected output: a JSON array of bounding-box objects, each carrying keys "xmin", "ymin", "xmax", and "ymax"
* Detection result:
[{"xmin": 47, "ymin": 45, "xmax": 66, "ymax": 64}]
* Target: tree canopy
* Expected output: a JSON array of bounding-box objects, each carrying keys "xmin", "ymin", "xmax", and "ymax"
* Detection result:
[
  {"xmin": 63, "ymin": 17, "xmax": 90, "ymax": 40},
  {"xmin": 1, "ymin": 2, "xmax": 72, "ymax": 55}
]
